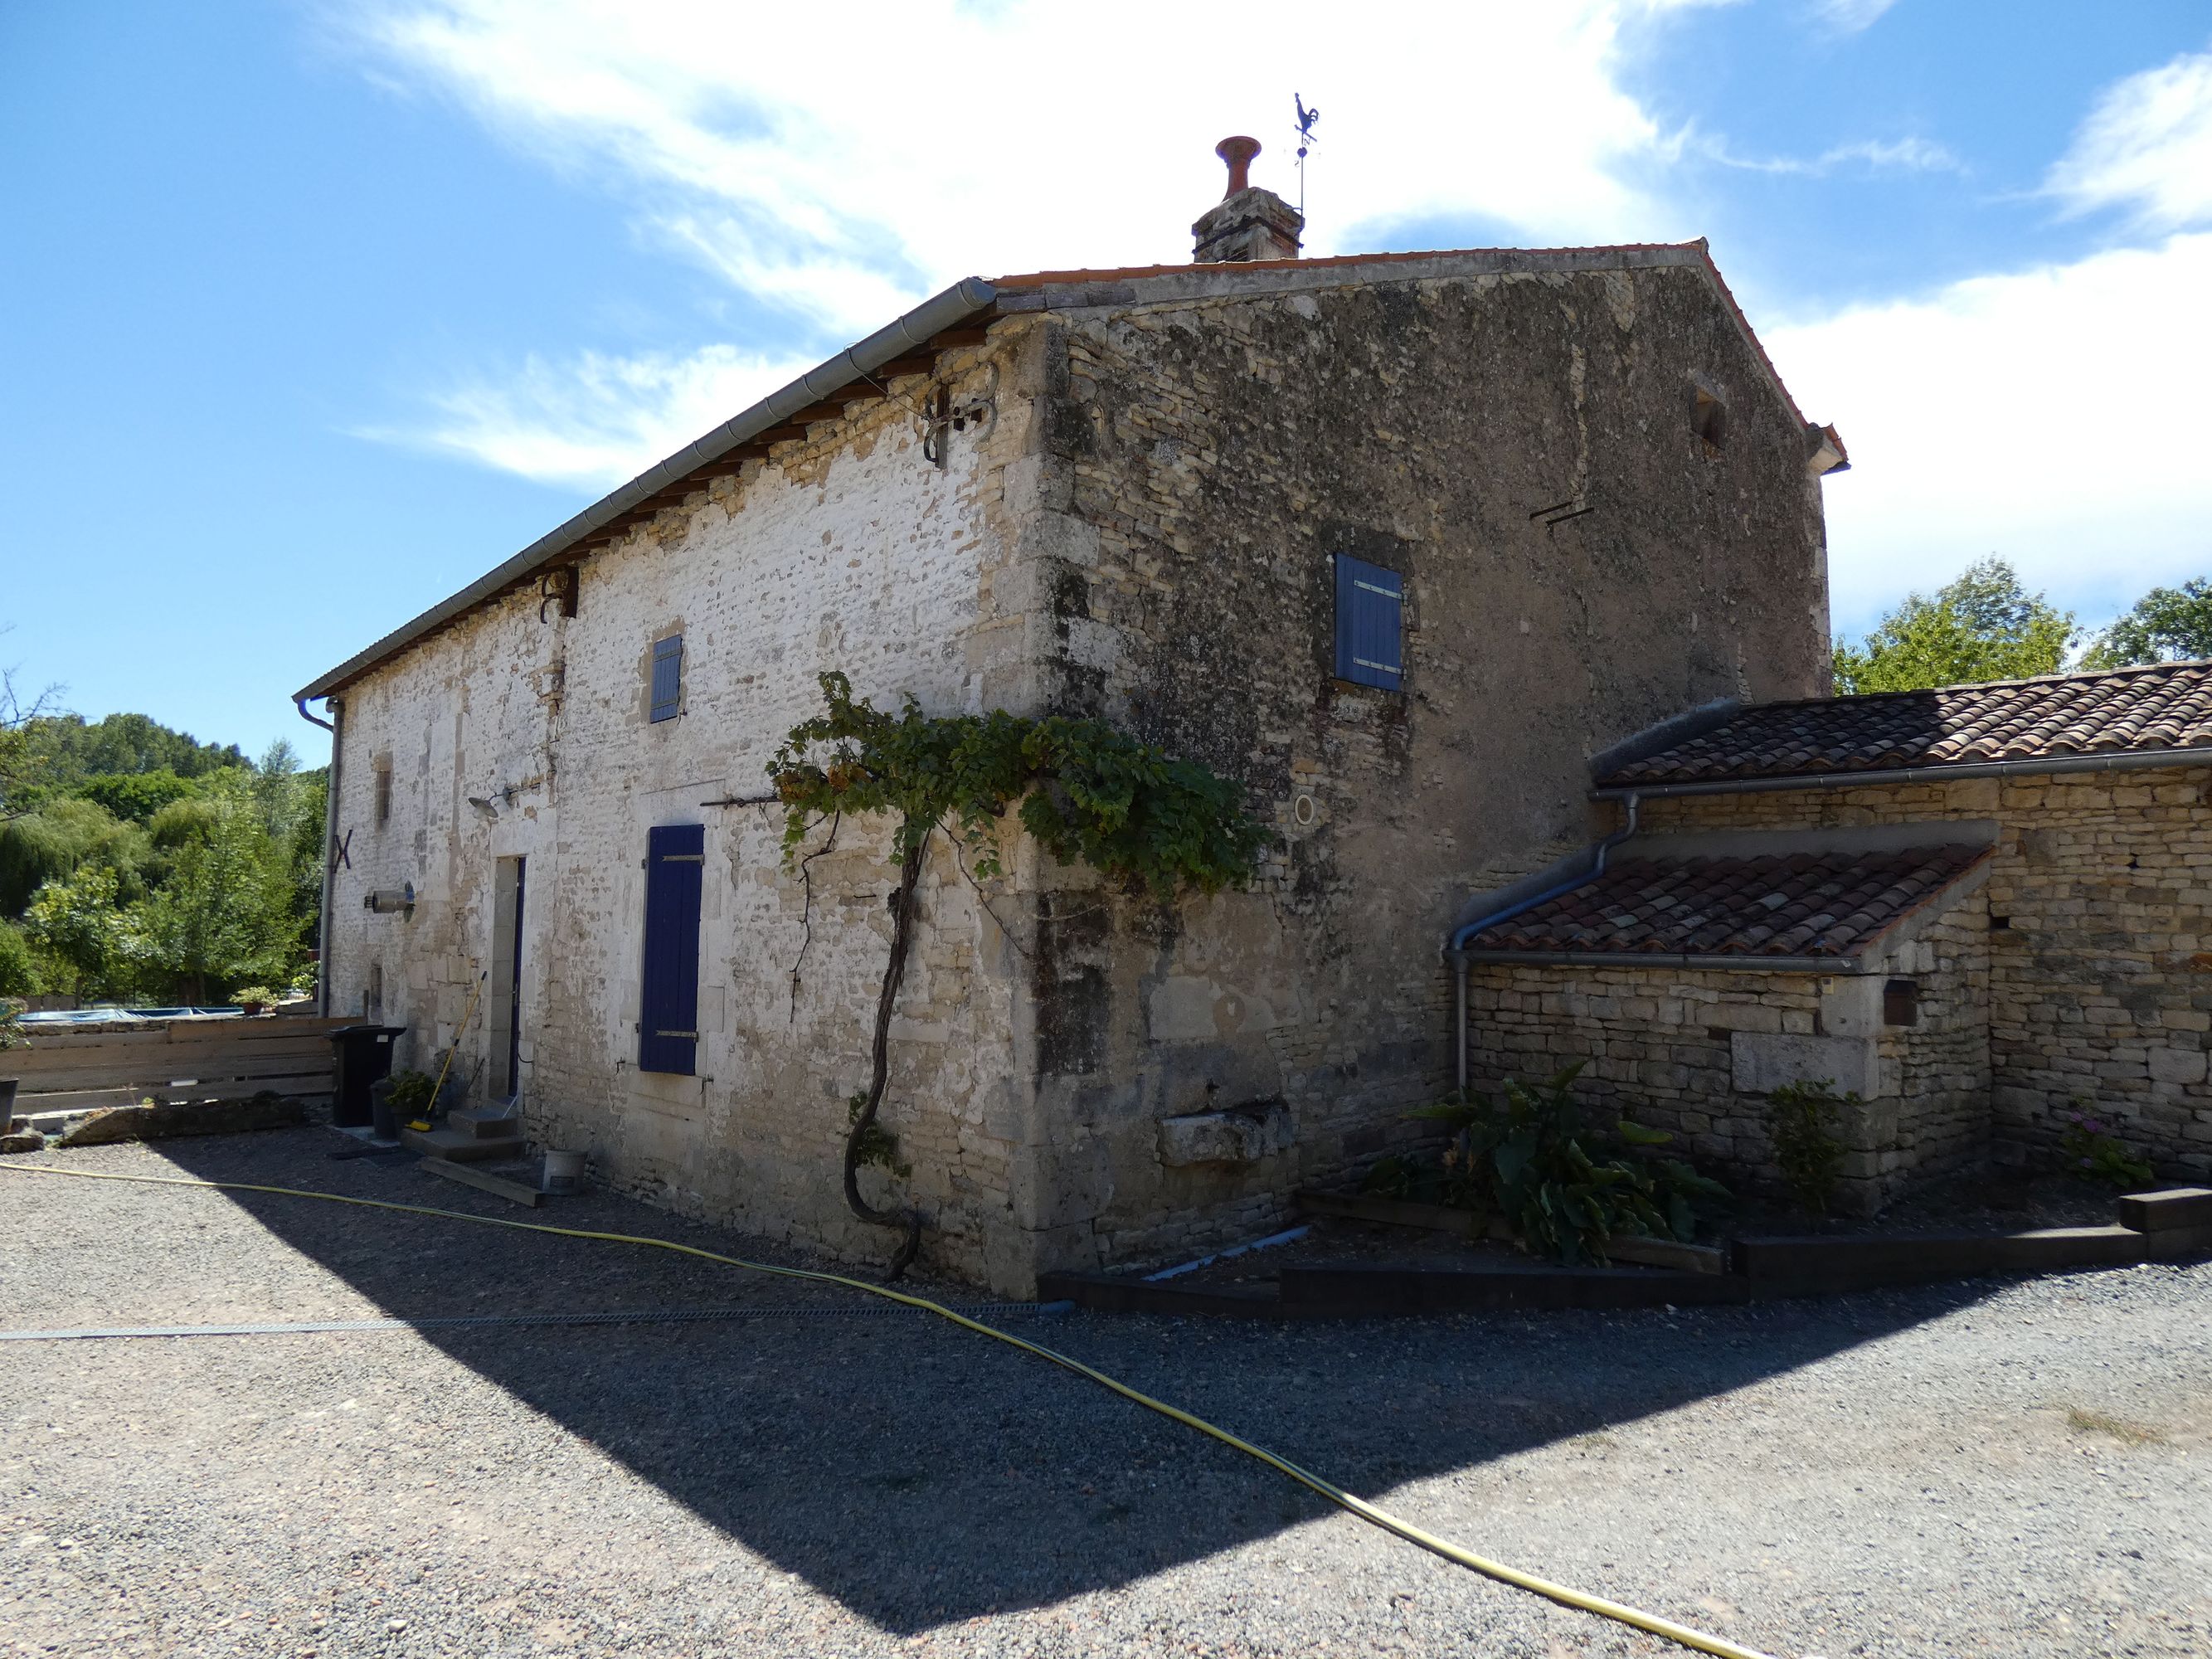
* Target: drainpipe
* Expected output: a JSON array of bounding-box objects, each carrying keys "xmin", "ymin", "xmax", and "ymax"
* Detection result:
[
  {"xmin": 1444, "ymin": 792, "xmax": 1641, "ymax": 1095},
  {"xmin": 296, "ymin": 695, "xmax": 341, "ymax": 1017}
]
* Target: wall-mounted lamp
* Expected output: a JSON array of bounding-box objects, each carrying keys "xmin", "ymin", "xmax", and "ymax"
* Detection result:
[{"xmin": 468, "ymin": 796, "xmax": 499, "ymax": 821}]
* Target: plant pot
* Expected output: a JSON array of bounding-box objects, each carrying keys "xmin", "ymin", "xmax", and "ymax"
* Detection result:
[
  {"xmin": 241, "ymin": 1002, "xmax": 270, "ymax": 1017},
  {"xmin": 368, "ymin": 1077, "xmax": 399, "ymax": 1142},
  {"xmin": 0, "ymin": 1078, "xmax": 18, "ymax": 1129}
]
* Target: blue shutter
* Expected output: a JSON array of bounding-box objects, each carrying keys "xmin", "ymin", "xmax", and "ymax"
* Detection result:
[
  {"xmin": 638, "ymin": 823, "xmax": 704, "ymax": 1074},
  {"xmin": 1333, "ymin": 555, "xmax": 1404, "ymax": 689},
  {"xmin": 649, "ymin": 635, "xmax": 683, "ymax": 723}
]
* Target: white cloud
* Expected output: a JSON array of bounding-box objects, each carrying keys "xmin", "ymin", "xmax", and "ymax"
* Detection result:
[
  {"xmin": 2045, "ymin": 41, "xmax": 2212, "ymax": 231},
  {"xmin": 337, "ymin": 0, "xmax": 1715, "ymax": 485},
  {"xmin": 1767, "ymin": 233, "xmax": 2212, "ymax": 632},
  {"xmin": 1807, "ymin": 0, "xmax": 1899, "ymax": 34},
  {"xmin": 363, "ymin": 343, "xmax": 814, "ymax": 489},
  {"xmin": 1696, "ymin": 131, "xmax": 1960, "ymax": 176}
]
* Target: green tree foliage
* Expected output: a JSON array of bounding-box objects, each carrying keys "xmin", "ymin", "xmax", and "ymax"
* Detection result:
[
  {"xmin": 2081, "ymin": 577, "xmax": 2212, "ymax": 669},
  {"xmin": 1833, "ymin": 557, "xmax": 2075, "ymax": 695},
  {"xmin": 0, "ymin": 920, "xmax": 37, "ymax": 998},
  {"xmin": 0, "ymin": 796, "xmax": 153, "ymax": 917},
  {"xmin": 26, "ymin": 710, "xmax": 246, "ymax": 790},
  {"xmin": 129, "ymin": 775, "xmax": 300, "ymax": 1003},
  {"xmin": 74, "ymin": 768, "xmax": 202, "ymax": 825},
  {"xmin": 23, "ymin": 864, "xmax": 134, "ymax": 999}
]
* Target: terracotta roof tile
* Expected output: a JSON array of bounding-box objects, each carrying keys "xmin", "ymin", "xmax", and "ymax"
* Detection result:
[
  {"xmin": 1601, "ymin": 661, "xmax": 2212, "ymax": 789},
  {"xmin": 1461, "ymin": 844, "xmax": 1991, "ymax": 961}
]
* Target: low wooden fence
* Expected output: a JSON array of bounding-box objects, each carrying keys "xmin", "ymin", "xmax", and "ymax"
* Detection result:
[{"xmin": 8, "ymin": 1016, "xmax": 349, "ymax": 1111}]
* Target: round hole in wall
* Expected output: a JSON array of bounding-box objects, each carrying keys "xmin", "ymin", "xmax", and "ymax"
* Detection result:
[{"xmin": 1293, "ymin": 794, "xmax": 1317, "ymax": 827}]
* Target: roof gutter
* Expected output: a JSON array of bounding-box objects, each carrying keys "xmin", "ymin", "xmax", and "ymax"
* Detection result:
[
  {"xmin": 1452, "ymin": 948, "xmax": 1873, "ymax": 974},
  {"xmin": 1592, "ymin": 743, "xmax": 2212, "ymax": 800},
  {"xmin": 296, "ymin": 275, "xmax": 999, "ymax": 703}
]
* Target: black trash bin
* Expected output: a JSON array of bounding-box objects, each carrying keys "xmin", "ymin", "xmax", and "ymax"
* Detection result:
[{"xmin": 329, "ymin": 1024, "xmax": 406, "ymax": 1128}]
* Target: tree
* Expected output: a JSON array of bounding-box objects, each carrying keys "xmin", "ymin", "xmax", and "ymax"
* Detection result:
[
  {"xmin": 0, "ymin": 654, "xmax": 65, "ymax": 819},
  {"xmin": 22, "ymin": 864, "xmax": 133, "ymax": 1000},
  {"xmin": 2081, "ymin": 578, "xmax": 2212, "ymax": 669},
  {"xmin": 1834, "ymin": 558, "xmax": 2075, "ymax": 695},
  {"xmin": 129, "ymin": 777, "xmax": 299, "ymax": 1003},
  {"xmin": 0, "ymin": 796, "xmax": 153, "ymax": 918}
]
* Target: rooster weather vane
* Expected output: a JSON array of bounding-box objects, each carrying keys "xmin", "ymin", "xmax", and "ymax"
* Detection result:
[{"xmin": 1294, "ymin": 94, "xmax": 1320, "ymax": 216}]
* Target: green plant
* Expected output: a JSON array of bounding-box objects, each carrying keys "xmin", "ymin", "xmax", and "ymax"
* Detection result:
[
  {"xmin": 845, "ymin": 1092, "xmax": 911, "ymax": 1179},
  {"xmin": 0, "ymin": 998, "xmax": 27, "ymax": 1053},
  {"xmin": 232, "ymin": 985, "xmax": 277, "ymax": 1007},
  {"xmin": 1765, "ymin": 1078, "xmax": 1851, "ymax": 1214},
  {"xmin": 1384, "ymin": 1065, "xmax": 1729, "ymax": 1265},
  {"xmin": 767, "ymin": 672, "xmax": 1266, "ymax": 898},
  {"xmin": 761, "ymin": 672, "xmax": 1266, "ymax": 1278},
  {"xmin": 2059, "ymin": 1107, "xmax": 2154, "ymax": 1187},
  {"xmin": 383, "ymin": 1070, "xmax": 438, "ymax": 1117}
]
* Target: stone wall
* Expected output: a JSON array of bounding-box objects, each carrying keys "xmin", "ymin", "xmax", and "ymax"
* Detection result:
[
  {"xmin": 324, "ymin": 255, "xmax": 1846, "ymax": 1290},
  {"xmin": 328, "ymin": 331, "xmax": 1061, "ymax": 1289},
  {"xmin": 1009, "ymin": 259, "xmax": 1837, "ymax": 1262},
  {"xmin": 1464, "ymin": 898, "xmax": 1990, "ymax": 1211},
  {"xmin": 1633, "ymin": 767, "xmax": 2212, "ymax": 1178}
]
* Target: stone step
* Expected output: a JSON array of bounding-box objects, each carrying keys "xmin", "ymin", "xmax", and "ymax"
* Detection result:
[
  {"xmin": 401, "ymin": 1126, "xmax": 516, "ymax": 1163},
  {"xmin": 445, "ymin": 1108, "xmax": 523, "ymax": 1141}
]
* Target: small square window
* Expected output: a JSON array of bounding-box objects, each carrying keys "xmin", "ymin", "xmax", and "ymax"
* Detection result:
[
  {"xmin": 1883, "ymin": 978, "xmax": 1920, "ymax": 1028},
  {"xmin": 649, "ymin": 635, "xmax": 683, "ymax": 723},
  {"xmin": 1333, "ymin": 555, "xmax": 1403, "ymax": 690}
]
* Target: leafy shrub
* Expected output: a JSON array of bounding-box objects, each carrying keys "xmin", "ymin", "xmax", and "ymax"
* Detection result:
[
  {"xmin": 1370, "ymin": 1064, "xmax": 1730, "ymax": 1265},
  {"xmin": 0, "ymin": 921, "xmax": 38, "ymax": 999},
  {"xmin": 383, "ymin": 1071, "xmax": 439, "ymax": 1117},
  {"xmin": 2060, "ymin": 1108, "xmax": 2154, "ymax": 1188},
  {"xmin": 1764, "ymin": 1078, "xmax": 1850, "ymax": 1214}
]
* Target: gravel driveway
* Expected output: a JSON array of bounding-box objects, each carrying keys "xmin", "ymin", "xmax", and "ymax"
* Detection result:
[{"xmin": 3, "ymin": 1128, "xmax": 2207, "ymax": 1658}]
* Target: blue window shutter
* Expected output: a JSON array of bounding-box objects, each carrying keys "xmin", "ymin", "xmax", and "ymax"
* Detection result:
[
  {"xmin": 649, "ymin": 635, "xmax": 683, "ymax": 723},
  {"xmin": 638, "ymin": 823, "xmax": 704, "ymax": 1074},
  {"xmin": 1333, "ymin": 555, "xmax": 1404, "ymax": 689}
]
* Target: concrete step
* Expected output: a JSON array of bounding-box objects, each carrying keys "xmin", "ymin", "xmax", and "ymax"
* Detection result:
[
  {"xmin": 401, "ymin": 1126, "xmax": 516, "ymax": 1163},
  {"xmin": 445, "ymin": 1109, "xmax": 523, "ymax": 1141}
]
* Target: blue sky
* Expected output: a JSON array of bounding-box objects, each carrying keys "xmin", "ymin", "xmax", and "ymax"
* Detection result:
[{"xmin": 5, "ymin": 1, "xmax": 2210, "ymax": 766}]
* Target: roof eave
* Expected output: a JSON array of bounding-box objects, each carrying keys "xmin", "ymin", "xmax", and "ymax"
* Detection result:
[
  {"xmin": 297, "ymin": 275, "xmax": 999, "ymax": 702},
  {"xmin": 1593, "ymin": 743, "xmax": 2212, "ymax": 799}
]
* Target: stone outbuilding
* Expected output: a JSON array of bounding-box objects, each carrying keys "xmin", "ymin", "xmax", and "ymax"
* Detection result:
[
  {"xmin": 298, "ymin": 145, "xmax": 1852, "ymax": 1292},
  {"xmin": 1450, "ymin": 662, "xmax": 2212, "ymax": 1209}
]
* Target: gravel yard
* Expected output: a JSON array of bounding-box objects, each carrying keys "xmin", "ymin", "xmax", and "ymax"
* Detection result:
[{"xmin": 3, "ymin": 1128, "xmax": 2207, "ymax": 1658}]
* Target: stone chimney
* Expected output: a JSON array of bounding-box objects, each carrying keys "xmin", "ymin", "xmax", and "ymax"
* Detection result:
[{"xmin": 1191, "ymin": 135, "xmax": 1303, "ymax": 264}]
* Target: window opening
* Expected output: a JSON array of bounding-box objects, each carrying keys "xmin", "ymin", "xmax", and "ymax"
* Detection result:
[{"xmin": 1333, "ymin": 554, "xmax": 1404, "ymax": 689}]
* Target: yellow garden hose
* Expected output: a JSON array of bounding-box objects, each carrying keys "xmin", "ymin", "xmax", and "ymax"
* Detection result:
[{"xmin": 0, "ymin": 1160, "xmax": 1777, "ymax": 1659}]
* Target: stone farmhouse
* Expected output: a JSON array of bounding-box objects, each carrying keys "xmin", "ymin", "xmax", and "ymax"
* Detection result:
[
  {"xmin": 300, "ymin": 142, "xmax": 1860, "ymax": 1292},
  {"xmin": 1453, "ymin": 664, "xmax": 2212, "ymax": 1211}
]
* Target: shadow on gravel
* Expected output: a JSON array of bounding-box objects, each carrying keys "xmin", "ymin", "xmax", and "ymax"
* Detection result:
[{"xmin": 148, "ymin": 1129, "xmax": 2005, "ymax": 1634}]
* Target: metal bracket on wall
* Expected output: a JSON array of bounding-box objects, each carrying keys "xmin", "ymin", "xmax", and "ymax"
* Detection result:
[{"xmin": 1530, "ymin": 498, "xmax": 1593, "ymax": 532}]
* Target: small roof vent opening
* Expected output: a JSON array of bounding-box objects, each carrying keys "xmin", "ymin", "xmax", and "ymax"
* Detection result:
[{"xmin": 1192, "ymin": 135, "xmax": 1304, "ymax": 265}]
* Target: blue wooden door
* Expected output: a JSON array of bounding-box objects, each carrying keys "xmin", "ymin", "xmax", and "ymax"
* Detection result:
[{"xmin": 638, "ymin": 824, "xmax": 704, "ymax": 1074}]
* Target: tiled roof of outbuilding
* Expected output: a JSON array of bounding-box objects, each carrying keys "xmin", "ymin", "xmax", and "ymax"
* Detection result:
[
  {"xmin": 1599, "ymin": 661, "xmax": 2212, "ymax": 790},
  {"xmin": 1460, "ymin": 844, "xmax": 1991, "ymax": 961}
]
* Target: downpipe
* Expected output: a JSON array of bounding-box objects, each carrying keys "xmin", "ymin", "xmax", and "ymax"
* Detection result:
[
  {"xmin": 295, "ymin": 695, "xmax": 340, "ymax": 1015},
  {"xmin": 1446, "ymin": 793, "xmax": 1641, "ymax": 1094}
]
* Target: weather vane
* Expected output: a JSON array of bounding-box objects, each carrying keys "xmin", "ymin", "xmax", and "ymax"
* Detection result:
[{"xmin": 1294, "ymin": 93, "xmax": 1320, "ymax": 216}]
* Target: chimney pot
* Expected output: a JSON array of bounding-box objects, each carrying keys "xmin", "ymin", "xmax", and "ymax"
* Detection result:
[
  {"xmin": 1216, "ymin": 135, "xmax": 1262, "ymax": 197},
  {"xmin": 1191, "ymin": 135, "xmax": 1303, "ymax": 264}
]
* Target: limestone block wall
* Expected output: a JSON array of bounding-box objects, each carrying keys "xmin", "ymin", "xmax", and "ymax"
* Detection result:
[
  {"xmin": 1463, "ymin": 896, "xmax": 1990, "ymax": 1211},
  {"xmin": 1006, "ymin": 260, "xmax": 1837, "ymax": 1266},
  {"xmin": 1636, "ymin": 769, "xmax": 2212, "ymax": 1178},
  {"xmin": 326, "ymin": 332, "xmax": 1061, "ymax": 1288}
]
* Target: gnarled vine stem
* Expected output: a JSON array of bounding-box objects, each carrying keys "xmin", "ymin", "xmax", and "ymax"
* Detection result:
[{"xmin": 843, "ymin": 828, "xmax": 928, "ymax": 1280}]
